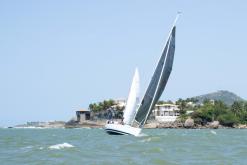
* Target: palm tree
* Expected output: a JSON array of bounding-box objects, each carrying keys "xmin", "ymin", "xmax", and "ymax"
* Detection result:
[
  {"xmin": 231, "ymin": 101, "xmax": 242, "ymax": 117},
  {"xmin": 244, "ymin": 102, "xmax": 247, "ymax": 112}
]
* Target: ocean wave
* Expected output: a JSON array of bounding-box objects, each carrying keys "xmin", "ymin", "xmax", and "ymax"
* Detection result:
[
  {"xmin": 48, "ymin": 143, "xmax": 74, "ymax": 150},
  {"xmin": 148, "ymin": 147, "xmax": 163, "ymax": 153},
  {"xmin": 13, "ymin": 127, "xmax": 46, "ymax": 129},
  {"xmin": 74, "ymin": 127, "xmax": 91, "ymax": 129},
  {"xmin": 140, "ymin": 137, "xmax": 152, "ymax": 142},
  {"xmin": 83, "ymin": 127, "xmax": 91, "ymax": 129},
  {"xmin": 21, "ymin": 146, "xmax": 33, "ymax": 151},
  {"xmin": 210, "ymin": 130, "xmax": 217, "ymax": 135},
  {"xmin": 22, "ymin": 146, "xmax": 33, "ymax": 149},
  {"xmin": 139, "ymin": 136, "xmax": 161, "ymax": 143},
  {"xmin": 136, "ymin": 133, "xmax": 148, "ymax": 137}
]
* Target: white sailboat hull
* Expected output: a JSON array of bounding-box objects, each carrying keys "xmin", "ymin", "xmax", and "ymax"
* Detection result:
[{"xmin": 104, "ymin": 124, "xmax": 141, "ymax": 136}]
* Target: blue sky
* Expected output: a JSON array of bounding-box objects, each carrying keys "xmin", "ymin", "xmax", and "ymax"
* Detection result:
[{"xmin": 0, "ymin": 1, "xmax": 246, "ymax": 126}]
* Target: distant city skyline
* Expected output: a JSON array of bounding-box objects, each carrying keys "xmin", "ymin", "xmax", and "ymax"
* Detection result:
[{"xmin": 1, "ymin": 1, "xmax": 247, "ymax": 126}]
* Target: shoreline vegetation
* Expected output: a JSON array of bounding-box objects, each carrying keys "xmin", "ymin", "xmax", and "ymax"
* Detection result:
[
  {"xmin": 65, "ymin": 92, "xmax": 247, "ymax": 129},
  {"xmin": 12, "ymin": 91, "xmax": 247, "ymax": 129},
  {"xmin": 13, "ymin": 100, "xmax": 247, "ymax": 129}
]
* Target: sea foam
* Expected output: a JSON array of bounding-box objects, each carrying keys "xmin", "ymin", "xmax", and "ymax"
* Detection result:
[
  {"xmin": 140, "ymin": 137, "xmax": 152, "ymax": 143},
  {"xmin": 136, "ymin": 133, "xmax": 148, "ymax": 137},
  {"xmin": 210, "ymin": 130, "xmax": 217, "ymax": 135},
  {"xmin": 48, "ymin": 143, "xmax": 74, "ymax": 150}
]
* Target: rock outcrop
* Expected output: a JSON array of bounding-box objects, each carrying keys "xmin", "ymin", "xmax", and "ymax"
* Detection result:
[
  {"xmin": 235, "ymin": 124, "xmax": 247, "ymax": 129},
  {"xmin": 184, "ymin": 118, "xmax": 194, "ymax": 128},
  {"xmin": 208, "ymin": 121, "xmax": 219, "ymax": 129}
]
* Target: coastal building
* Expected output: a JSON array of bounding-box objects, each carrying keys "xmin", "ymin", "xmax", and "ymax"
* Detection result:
[
  {"xmin": 76, "ymin": 109, "xmax": 90, "ymax": 123},
  {"xmin": 186, "ymin": 101, "xmax": 196, "ymax": 107},
  {"xmin": 114, "ymin": 99, "xmax": 126, "ymax": 108},
  {"xmin": 111, "ymin": 99, "xmax": 181, "ymax": 122},
  {"xmin": 152, "ymin": 104, "xmax": 180, "ymax": 122}
]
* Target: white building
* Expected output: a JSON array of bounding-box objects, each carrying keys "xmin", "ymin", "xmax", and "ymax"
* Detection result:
[
  {"xmin": 114, "ymin": 99, "xmax": 126, "ymax": 108},
  {"xmin": 152, "ymin": 104, "xmax": 180, "ymax": 122},
  {"xmin": 113, "ymin": 99, "xmax": 180, "ymax": 122}
]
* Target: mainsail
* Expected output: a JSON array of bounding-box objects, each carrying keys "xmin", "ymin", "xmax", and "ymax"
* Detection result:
[
  {"xmin": 134, "ymin": 25, "xmax": 176, "ymax": 127},
  {"xmin": 123, "ymin": 68, "xmax": 140, "ymax": 125}
]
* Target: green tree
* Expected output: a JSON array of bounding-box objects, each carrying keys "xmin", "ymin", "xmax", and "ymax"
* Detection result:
[
  {"xmin": 166, "ymin": 100, "xmax": 174, "ymax": 104},
  {"xmin": 217, "ymin": 112, "xmax": 238, "ymax": 127},
  {"xmin": 203, "ymin": 99, "xmax": 211, "ymax": 105},
  {"xmin": 213, "ymin": 100, "xmax": 228, "ymax": 120},
  {"xmin": 191, "ymin": 100, "xmax": 225, "ymax": 125},
  {"xmin": 244, "ymin": 102, "xmax": 247, "ymax": 112},
  {"xmin": 185, "ymin": 98, "xmax": 198, "ymax": 103},
  {"xmin": 191, "ymin": 105, "xmax": 214, "ymax": 125},
  {"xmin": 231, "ymin": 101, "xmax": 242, "ymax": 117},
  {"xmin": 176, "ymin": 98, "xmax": 186, "ymax": 112},
  {"xmin": 89, "ymin": 103, "xmax": 93, "ymax": 111},
  {"xmin": 89, "ymin": 103, "xmax": 98, "ymax": 112}
]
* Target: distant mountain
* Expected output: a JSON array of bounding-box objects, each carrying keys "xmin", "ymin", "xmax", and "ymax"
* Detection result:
[{"xmin": 192, "ymin": 90, "xmax": 245, "ymax": 106}]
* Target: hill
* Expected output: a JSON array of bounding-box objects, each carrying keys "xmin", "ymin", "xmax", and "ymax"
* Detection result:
[{"xmin": 192, "ymin": 90, "xmax": 245, "ymax": 106}]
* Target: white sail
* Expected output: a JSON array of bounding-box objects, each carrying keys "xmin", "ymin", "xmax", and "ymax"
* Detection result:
[{"xmin": 123, "ymin": 68, "xmax": 140, "ymax": 125}]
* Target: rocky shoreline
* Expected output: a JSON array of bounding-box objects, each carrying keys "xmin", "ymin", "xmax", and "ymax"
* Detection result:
[
  {"xmin": 145, "ymin": 119, "xmax": 247, "ymax": 129},
  {"xmin": 13, "ymin": 119, "xmax": 247, "ymax": 129},
  {"xmin": 13, "ymin": 121, "xmax": 66, "ymax": 129},
  {"xmin": 64, "ymin": 119, "xmax": 247, "ymax": 129}
]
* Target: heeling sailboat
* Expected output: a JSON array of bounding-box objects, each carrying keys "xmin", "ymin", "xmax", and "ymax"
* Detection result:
[{"xmin": 105, "ymin": 14, "xmax": 180, "ymax": 136}]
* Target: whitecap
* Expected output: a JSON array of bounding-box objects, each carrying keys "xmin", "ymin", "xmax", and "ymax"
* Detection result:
[
  {"xmin": 140, "ymin": 137, "xmax": 152, "ymax": 143},
  {"xmin": 158, "ymin": 132, "xmax": 168, "ymax": 136},
  {"xmin": 21, "ymin": 146, "xmax": 33, "ymax": 150},
  {"xmin": 83, "ymin": 127, "xmax": 91, "ymax": 129},
  {"xmin": 48, "ymin": 143, "xmax": 74, "ymax": 150},
  {"xmin": 210, "ymin": 130, "xmax": 217, "ymax": 135},
  {"xmin": 136, "ymin": 133, "xmax": 148, "ymax": 137}
]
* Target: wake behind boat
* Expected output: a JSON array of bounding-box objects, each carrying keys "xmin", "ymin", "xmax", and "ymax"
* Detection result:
[{"xmin": 105, "ymin": 14, "xmax": 180, "ymax": 136}]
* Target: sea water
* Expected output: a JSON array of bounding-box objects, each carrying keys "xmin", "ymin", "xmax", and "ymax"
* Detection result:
[{"xmin": 0, "ymin": 128, "xmax": 246, "ymax": 165}]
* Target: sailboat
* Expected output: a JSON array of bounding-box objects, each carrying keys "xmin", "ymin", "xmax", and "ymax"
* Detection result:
[{"xmin": 105, "ymin": 14, "xmax": 180, "ymax": 136}]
